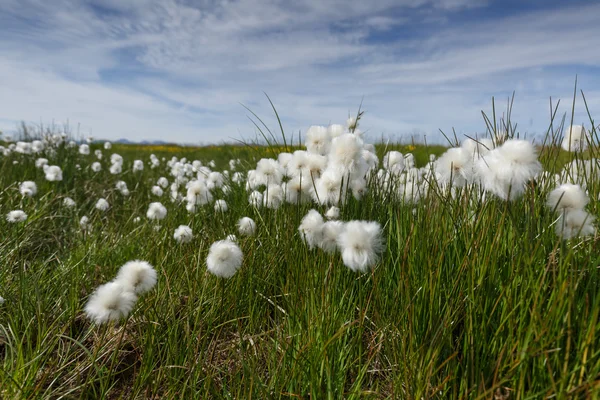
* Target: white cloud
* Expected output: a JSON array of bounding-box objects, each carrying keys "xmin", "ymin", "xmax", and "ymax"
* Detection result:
[{"xmin": 0, "ymin": 0, "xmax": 598, "ymax": 143}]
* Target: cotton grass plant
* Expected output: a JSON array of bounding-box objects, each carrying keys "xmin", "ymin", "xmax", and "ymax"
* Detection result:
[{"xmin": 0, "ymin": 92, "xmax": 599, "ymax": 398}]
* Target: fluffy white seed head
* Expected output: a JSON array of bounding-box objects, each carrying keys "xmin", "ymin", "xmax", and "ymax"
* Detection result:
[
  {"xmin": 436, "ymin": 147, "xmax": 472, "ymax": 188},
  {"xmin": 95, "ymin": 198, "xmax": 110, "ymax": 212},
  {"xmin": 147, "ymin": 202, "xmax": 167, "ymax": 220},
  {"xmin": 214, "ymin": 199, "xmax": 228, "ymax": 212},
  {"xmin": 383, "ymin": 151, "xmax": 405, "ymax": 175},
  {"xmin": 151, "ymin": 186, "xmax": 164, "ymax": 197},
  {"xmin": 157, "ymin": 177, "xmax": 169, "ymax": 188},
  {"xmin": 298, "ymin": 210, "xmax": 324, "ymax": 249},
  {"xmin": 80, "ymin": 216, "xmax": 90, "ymax": 230},
  {"xmin": 6, "ymin": 210, "xmax": 27, "ymax": 223},
  {"xmin": 45, "ymin": 165, "xmax": 63, "ymax": 182},
  {"xmin": 91, "ymin": 162, "xmax": 102, "ymax": 172},
  {"xmin": 305, "ymin": 125, "xmax": 331, "ymax": 155},
  {"xmin": 319, "ymin": 221, "xmax": 345, "ymax": 253},
  {"xmin": 337, "ymin": 221, "xmax": 384, "ymax": 273},
  {"xmin": 63, "ymin": 197, "xmax": 76, "ymax": 208},
  {"xmin": 19, "ymin": 181, "xmax": 37, "ymax": 197},
  {"xmin": 79, "ymin": 144, "xmax": 90, "ymax": 155},
  {"xmin": 325, "ymin": 206, "xmax": 340, "ymax": 220},
  {"xmin": 35, "ymin": 158, "xmax": 48, "ymax": 169},
  {"xmin": 110, "ymin": 163, "xmax": 122, "ymax": 175},
  {"xmin": 115, "ymin": 260, "xmax": 157, "ymax": 294},
  {"xmin": 84, "ymin": 281, "xmax": 138, "ymax": 324},
  {"xmin": 174, "ymin": 225, "xmax": 193, "ymax": 243},
  {"xmin": 237, "ymin": 217, "xmax": 257, "ymax": 236},
  {"xmin": 555, "ymin": 210, "xmax": 596, "ymax": 240},
  {"xmin": 547, "ymin": 183, "xmax": 589, "ymax": 213},
  {"xmin": 206, "ymin": 240, "xmax": 243, "ymax": 278},
  {"xmin": 561, "ymin": 125, "xmax": 588, "ymax": 152}
]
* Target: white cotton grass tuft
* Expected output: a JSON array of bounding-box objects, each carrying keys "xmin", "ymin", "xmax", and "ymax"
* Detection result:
[
  {"xmin": 436, "ymin": 147, "xmax": 472, "ymax": 188},
  {"xmin": 110, "ymin": 163, "xmax": 122, "ymax": 174},
  {"xmin": 151, "ymin": 186, "xmax": 164, "ymax": 197},
  {"xmin": 474, "ymin": 139, "xmax": 542, "ymax": 200},
  {"xmin": 325, "ymin": 206, "xmax": 340, "ymax": 220},
  {"xmin": 319, "ymin": 221, "xmax": 345, "ymax": 253},
  {"xmin": 337, "ymin": 221, "xmax": 384, "ymax": 273},
  {"xmin": 84, "ymin": 281, "xmax": 138, "ymax": 324},
  {"xmin": 263, "ymin": 184, "xmax": 284, "ymax": 209},
  {"xmin": 104, "ymin": 141, "xmax": 112, "ymax": 149},
  {"xmin": 115, "ymin": 260, "xmax": 158, "ymax": 295},
  {"xmin": 35, "ymin": 158, "xmax": 49, "ymax": 169},
  {"xmin": 298, "ymin": 209, "xmax": 324, "ymax": 249},
  {"xmin": 305, "ymin": 125, "xmax": 331, "ymax": 155},
  {"xmin": 6, "ymin": 210, "xmax": 27, "ymax": 223},
  {"xmin": 248, "ymin": 190, "xmax": 263, "ymax": 208},
  {"xmin": 91, "ymin": 162, "xmax": 102, "ymax": 172},
  {"xmin": 147, "ymin": 202, "xmax": 167, "ymax": 220},
  {"xmin": 214, "ymin": 199, "xmax": 228, "ymax": 212},
  {"xmin": 79, "ymin": 144, "xmax": 90, "ymax": 155},
  {"xmin": 561, "ymin": 125, "xmax": 588, "ymax": 152},
  {"xmin": 63, "ymin": 197, "xmax": 76, "ymax": 208},
  {"xmin": 546, "ymin": 183, "xmax": 588, "ymax": 213},
  {"xmin": 80, "ymin": 216, "xmax": 90, "ymax": 230},
  {"xmin": 45, "ymin": 165, "xmax": 63, "ymax": 181},
  {"xmin": 133, "ymin": 160, "xmax": 144, "ymax": 172},
  {"xmin": 555, "ymin": 210, "xmax": 596, "ymax": 240},
  {"xmin": 174, "ymin": 225, "xmax": 193, "ymax": 243},
  {"xmin": 206, "ymin": 240, "xmax": 243, "ymax": 278},
  {"xmin": 19, "ymin": 181, "xmax": 37, "ymax": 197},
  {"xmin": 95, "ymin": 198, "xmax": 110, "ymax": 212},
  {"xmin": 157, "ymin": 177, "xmax": 169, "ymax": 188},
  {"xmin": 237, "ymin": 217, "xmax": 257, "ymax": 236}
]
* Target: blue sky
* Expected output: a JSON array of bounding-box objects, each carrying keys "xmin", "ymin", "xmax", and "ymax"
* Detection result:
[{"xmin": 1, "ymin": 0, "xmax": 599, "ymax": 144}]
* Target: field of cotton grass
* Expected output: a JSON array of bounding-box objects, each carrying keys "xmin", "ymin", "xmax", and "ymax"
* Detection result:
[{"xmin": 1, "ymin": 99, "xmax": 600, "ymax": 398}]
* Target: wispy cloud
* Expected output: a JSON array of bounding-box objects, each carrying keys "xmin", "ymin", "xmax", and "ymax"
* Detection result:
[{"xmin": 0, "ymin": 0, "xmax": 598, "ymax": 143}]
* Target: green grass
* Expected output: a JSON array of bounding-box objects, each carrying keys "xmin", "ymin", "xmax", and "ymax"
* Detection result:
[{"xmin": 0, "ymin": 125, "xmax": 599, "ymax": 399}]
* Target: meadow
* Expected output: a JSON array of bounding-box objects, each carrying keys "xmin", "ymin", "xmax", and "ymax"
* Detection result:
[{"xmin": 0, "ymin": 108, "xmax": 599, "ymax": 399}]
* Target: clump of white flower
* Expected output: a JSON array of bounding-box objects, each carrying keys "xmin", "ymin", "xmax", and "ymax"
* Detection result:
[
  {"xmin": 206, "ymin": 240, "xmax": 243, "ymax": 278},
  {"xmin": 174, "ymin": 225, "xmax": 193, "ymax": 243},
  {"xmin": 6, "ymin": 210, "xmax": 27, "ymax": 223},
  {"xmin": 19, "ymin": 181, "xmax": 37, "ymax": 197},
  {"xmin": 80, "ymin": 216, "xmax": 90, "ymax": 230},
  {"xmin": 147, "ymin": 202, "xmax": 167, "ymax": 221},
  {"xmin": 45, "ymin": 165, "xmax": 63, "ymax": 182},
  {"xmin": 214, "ymin": 199, "xmax": 228, "ymax": 212},
  {"xmin": 547, "ymin": 183, "xmax": 588, "ymax": 213},
  {"xmin": 84, "ymin": 281, "xmax": 137, "ymax": 324},
  {"xmin": 151, "ymin": 186, "xmax": 164, "ymax": 197},
  {"xmin": 555, "ymin": 210, "xmax": 596, "ymax": 240},
  {"xmin": 337, "ymin": 220, "xmax": 384, "ymax": 272},
  {"xmin": 35, "ymin": 158, "xmax": 48, "ymax": 169},
  {"xmin": 561, "ymin": 125, "xmax": 589, "ymax": 152},
  {"xmin": 133, "ymin": 160, "xmax": 144, "ymax": 172},
  {"xmin": 79, "ymin": 144, "xmax": 90, "ymax": 155},
  {"xmin": 63, "ymin": 197, "xmax": 76, "ymax": 208},
  {"xmin": 95, "ymin": 198, "xmax": 110, "ymax": 212},
  {"xmin": 237, "ymin": 217, "xmax": 256, "ymax": 236},
  {"xmin": 298, "ymin": 210, "xmax": 324, "ymax": 249},
  {"xmin": 115, "ymin": 260, "xmax": 157, "ymax": 295}
]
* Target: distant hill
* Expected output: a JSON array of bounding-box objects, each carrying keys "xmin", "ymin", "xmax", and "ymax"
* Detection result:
[{"xmin": 114, "ymin": 138, "xmax": 173, "ymax": 145}]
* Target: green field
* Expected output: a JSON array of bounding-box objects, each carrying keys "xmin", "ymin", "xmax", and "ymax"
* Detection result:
[{"xmin": 1, "ymin": 120, "xmax": 599, "ymax": 399}]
